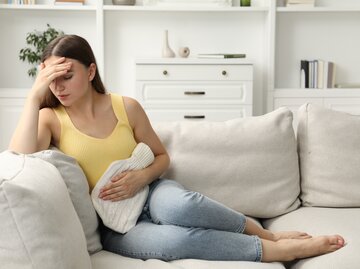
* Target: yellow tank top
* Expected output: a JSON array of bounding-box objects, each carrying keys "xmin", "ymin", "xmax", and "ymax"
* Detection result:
[{"xmin": 53, "ymin": 94, "xmax": 137, "ymax": 191}]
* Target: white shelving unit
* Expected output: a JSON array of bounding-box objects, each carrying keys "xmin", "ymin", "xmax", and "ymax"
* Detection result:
[
  {"xmin": 271, "ymin": 0, "xmax": 360, "ymax": 126},
  {"xmin": 0, "ymin": 1, "xmax": 269, "ymax": 112},
  {"xmin": 0, "ymin": 0, "xmax": 360, "ymax": 147}
]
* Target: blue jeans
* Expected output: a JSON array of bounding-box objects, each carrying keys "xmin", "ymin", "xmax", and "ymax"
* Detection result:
[{"xmin": 100, "ymin": 179, "xmax": 262, "ymax": 262}]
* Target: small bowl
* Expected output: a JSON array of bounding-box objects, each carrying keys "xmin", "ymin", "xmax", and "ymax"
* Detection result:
[{"xmin": 112, "ymin": 0, "xmax": 135, "ymax": 5}]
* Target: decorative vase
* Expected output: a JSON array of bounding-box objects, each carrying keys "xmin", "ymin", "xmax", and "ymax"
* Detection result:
[{"xmin": 162, "ymin": 30, "xmax": 175, "ymax": 58}]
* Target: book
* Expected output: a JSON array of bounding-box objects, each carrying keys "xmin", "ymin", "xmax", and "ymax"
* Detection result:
[
  {"xmin": 7, "ymin": 0, "xmax": 35, "ymax": 3},
  {"xmin": 301, "ymin": 59, "xmax": 334, "ymax": 89},
  {"xmin": 309, "ymin": 60, "xmax": 314, "ymax": 88},
  {"xmin": 286, "ymin": 0, "xmax": 314, "ymax": 7},
  {"xmin": 197, "ymin": 53, "xmax": 246, "ymax": 59},
  {"xmin": 335, "ymin": 83, "xmax": 360, "ymax": 88},
  {"xmin": 327, "ymin": 61, "xmax": 336, "ymax": 88},
  {"xmin": 55, "ymin": 0, "xmax": 84, "ymax": 2},
  {"xmin": 300, "ymin": 60, "xmax": 309, "ymax": 88},
  {"xmin": 55, "ymin": 0, "xmax": 84, "ymax": 5},
  {"xmin": 317, "ymin": 59, "xmax": 324, "ymax": 89},
  {"xmin": 311, "ymin": 60, "xmax": 318, "ymax": 88}
]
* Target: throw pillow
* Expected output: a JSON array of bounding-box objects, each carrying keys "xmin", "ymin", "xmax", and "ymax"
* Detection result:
[
  {"xmin": 91, "ymin": 142, "xmax": 155, "ymax": 233},
  {"xmin": 33, "ymin": 147, "xmax": 102, "ymax": 254},
  {"xmin": 0, "ymin": 151, "xmax": 91, "ymax": 269},
  {"xmin": 297, "ymin": 103, "xmax": 360, "ymax": 207},
  {"xmin": 153, "ymin": 107, "xmax": 301, "ymax": 218}
]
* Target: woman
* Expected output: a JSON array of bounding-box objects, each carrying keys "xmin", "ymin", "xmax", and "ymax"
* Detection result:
[{"xmin": 9, "ymin": 34, "xmax": 345, "ymax": 262}]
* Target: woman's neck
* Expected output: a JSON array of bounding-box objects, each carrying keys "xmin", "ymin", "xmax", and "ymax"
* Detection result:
[{"xmin": 66, "ymin": 90, "xmax": 103, "ymax": 119}]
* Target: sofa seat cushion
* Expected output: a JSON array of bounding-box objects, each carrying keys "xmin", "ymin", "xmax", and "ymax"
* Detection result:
[
  {"xmin": 297, "ymin": 103, "xmax": 360, "ymax": 207},
  {"xmin": 91, "ymin": 250, "xmax": 176, "ymax": 269},
  {"xmin": 91, "ymin": 250, "xmax": 285, "ymax": 269},
  {"xmin": 154, "ymin": 107, "xmax": 300, "ymax": 218},
  {"xmin": 172, "ymin": 259, "xmax": 285, "ymax": 269},
  {"xmin": 262, "ymin": 207, "xmax": 360, "ymax": 269},
  {"xmin": 0, "ymin": 151, "xmax": 91, "ymax": 269}
]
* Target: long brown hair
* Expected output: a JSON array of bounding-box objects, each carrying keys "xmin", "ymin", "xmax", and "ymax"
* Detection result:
[{"xmin": 40, "ymin": 35, "xmax": 106, "ymax": 109}]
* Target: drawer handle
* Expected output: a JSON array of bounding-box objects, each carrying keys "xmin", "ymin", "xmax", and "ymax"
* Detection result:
[
  {"xmin": 222, "ymin": 70, "xmax": 227, "ymax": 76},
  {"xmin": 163, "ymin": 70, "xmax": 168, "ymax": 75},
  {"xmin": 184, "ymin": 115, "xmax": 205, "ymax": 119},
  {"xmin": 184, "ymin": 91, "xmax": 206, "ymax": 95}
]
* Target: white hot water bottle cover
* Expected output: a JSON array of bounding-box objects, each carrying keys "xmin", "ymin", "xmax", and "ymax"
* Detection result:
[{"xmin": 91, "ymin": 143, "xmax": 154, "ymax": 233}]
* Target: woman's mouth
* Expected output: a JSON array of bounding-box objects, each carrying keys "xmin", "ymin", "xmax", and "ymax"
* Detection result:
[{"xmin": 58, "ymin": 94, "xmax": 69, "ymax": 100}]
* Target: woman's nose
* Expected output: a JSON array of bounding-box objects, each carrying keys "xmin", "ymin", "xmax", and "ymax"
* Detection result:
[{"xmin": 53, "ymin": 78, "xmax": 65, "ymax": 91}]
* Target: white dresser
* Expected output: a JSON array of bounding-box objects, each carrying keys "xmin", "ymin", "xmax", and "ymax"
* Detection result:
[{"xmin": 135, "ymin": 58, "xmax": 253, "ymax": 122}]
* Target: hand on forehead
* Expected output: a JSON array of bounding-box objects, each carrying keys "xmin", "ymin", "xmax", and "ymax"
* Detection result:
[{"xmin": 44, "ymin": 56, "xmax": 74, "ymax": 66}]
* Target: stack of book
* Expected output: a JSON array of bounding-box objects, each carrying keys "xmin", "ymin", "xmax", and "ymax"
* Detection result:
[
  {"xmin": 197, "ymin": 53, "xmax": 246, "ymax": 59},
  {"xmin": 286, "ymin": 0, "xmax": 315, "ymax": 7},
  {"xmin": 7, "ymin": 0, "xmax": 35, "ymax": 4},
  {"xmin": 300, "ymin": 60, "xmax": 336, "ymax": 89},
  {"xmin": 54, "ymin": 0, "xmax": 84, "ymax": 5}
]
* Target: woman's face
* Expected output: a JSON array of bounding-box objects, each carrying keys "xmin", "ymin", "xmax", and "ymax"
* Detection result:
[{"xmin": 44, "ymin": 56, "xmax": 94, "ymax": 106}]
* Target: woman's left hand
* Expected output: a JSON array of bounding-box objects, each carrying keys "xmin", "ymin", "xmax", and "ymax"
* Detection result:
[{"xmin": 99, "ymin": 170, "xmax": 147, "ymax": 202}]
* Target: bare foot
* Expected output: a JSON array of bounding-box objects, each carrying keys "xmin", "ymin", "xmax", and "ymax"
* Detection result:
[
  {"xmin": 291, "ymin": 235, "xmax": 345, "ymax": 260},
  {"xmin": 262, "ymin": 235, "xmax": 345, "ymax": 262},
  {"xmin": 273, "ymin": 231, "xmax": 312, "ymax": 241}
]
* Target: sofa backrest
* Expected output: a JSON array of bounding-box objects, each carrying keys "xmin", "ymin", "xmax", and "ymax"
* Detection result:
[
  {"xmin": 154, "ymin": 107, "xmax": 301, "ymax": 218},
  {"xmin": 297, "ymin": 103, "xmax": 360, "ymax": 207},
  {"xmin": 0, "ymin": 151, "xmax": 92, "ymax": 269}
]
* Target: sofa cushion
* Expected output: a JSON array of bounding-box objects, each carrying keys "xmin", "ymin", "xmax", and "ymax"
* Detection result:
[
  {"xmin": 91, "ymin": 250, "xmax": 178, "ymax": 269},
  {"xmin": 262, "ymin": 207, "xmax": 360, "ymax": 269},
  {"xmin": 91, "ymin": 250, "xmax": 285, "ymax": 269},
  {"xmin": 33, "ymin": 147, "xmax": 102, "ymax": 254},
  {"xmin": 297, "ymin": 103, "xmax": 360, "ymax": 207},
  {"xmin": 0, "ymin": 151, "xmax": 91, "ymax": 269},
  {"xmin": 172, "ymin": 259, "xmax": 285, "ymax": 269},
  {"xmin": 153, "ymin": 107, "xmax": 300, "ymax": 218}
]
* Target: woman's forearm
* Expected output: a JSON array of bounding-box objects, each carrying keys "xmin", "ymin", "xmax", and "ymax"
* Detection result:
[
  {"xmin": 141, "ymin": 153, "xmax": 170, "ymax": 185},
  {"xmin": 9, "ymin": 96, "xmax": 41, "ymax": 154}
]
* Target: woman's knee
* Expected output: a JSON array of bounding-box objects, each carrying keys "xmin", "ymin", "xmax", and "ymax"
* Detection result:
[{"xmin": 149, "ymin": 180, "xmax": 203, "ymax": 225}]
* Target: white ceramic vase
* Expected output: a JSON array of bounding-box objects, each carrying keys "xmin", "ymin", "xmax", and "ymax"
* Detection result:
[{"xmin": 162, "ymin": 30, "xmax": 175, "ymax": 58}]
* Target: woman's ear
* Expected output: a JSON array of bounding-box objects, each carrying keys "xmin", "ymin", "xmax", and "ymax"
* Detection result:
[{"xmin": 88, "ymin": 63, "xmax": 96, "ymax": 81}]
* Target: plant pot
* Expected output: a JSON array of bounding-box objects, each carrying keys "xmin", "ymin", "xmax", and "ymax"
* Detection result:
[{"xmin": 112, "ymin": 0, "xmax": 135, "ymax": 5}]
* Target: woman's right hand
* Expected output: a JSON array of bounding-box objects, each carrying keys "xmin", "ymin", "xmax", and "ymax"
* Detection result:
[{"xmin": 29, "ymin": 57, "xmax": 72, "ymax": 104}]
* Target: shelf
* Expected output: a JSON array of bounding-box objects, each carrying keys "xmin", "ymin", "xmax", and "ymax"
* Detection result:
[
  {"xmin": 103, "ymin": 5, "xmax": 268, "ymax": 12},
  {"xmin": 0, "ymin": 4, "xmax": 96, "ymax": 11},
  {"xmin": 135, "ymin": 57, "xmax": 253, "ymax": 65},
  {"xmin": 273, "ymin": 88, "xmax": 360, "ymax": 98},
  {"xmin": 277, "ymin": 6, "xmax": 360, "ymax": 12}
]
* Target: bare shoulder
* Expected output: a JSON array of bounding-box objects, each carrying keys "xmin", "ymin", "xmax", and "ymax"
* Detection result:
[
  {"xmin": 39, "ymin": 107, "xmax": 61, "ymax": 145},
  {"xmin": 39, "ymin": 107, "xmax": 57, "ymax": 123},
  {"xmin": 122, "ymin": 96, "xmax": 147, "ymax": 128},
  {"xmin": 122, "ymin": 96, "xmax": 143, "ymax": 113}
]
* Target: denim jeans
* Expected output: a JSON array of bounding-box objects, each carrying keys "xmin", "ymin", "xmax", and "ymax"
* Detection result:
[{"xmin": 100, "ymin": 179, "xmax": 262, "ymax": 262}]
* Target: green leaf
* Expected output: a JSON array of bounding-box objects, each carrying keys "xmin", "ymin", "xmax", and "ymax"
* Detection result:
[{"xmin": 19, "ymin": 24, "xmax": 64, "ymax": 77}]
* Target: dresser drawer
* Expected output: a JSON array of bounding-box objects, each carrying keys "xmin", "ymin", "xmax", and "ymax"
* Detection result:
[
  {"xmin": 136, "ymin": 64, "xmax": 253, "ymax": 81},
  {"xmin": 145, "ymin": 106, "xmax": 252, "ymax": 122},
  {"xmin": 137, "ymin": 82, "xmax": 252, "ymax": 105}
]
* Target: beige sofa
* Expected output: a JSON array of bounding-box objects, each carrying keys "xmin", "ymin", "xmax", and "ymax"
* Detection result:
[{"xmin": 1, "ymin": 103, "xmax": 359, "ymax": 269}]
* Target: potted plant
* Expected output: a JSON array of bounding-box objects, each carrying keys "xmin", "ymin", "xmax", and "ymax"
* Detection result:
[{"xmin": 19, "ymin": 24, "xmax": 64, "ymax": 78}]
